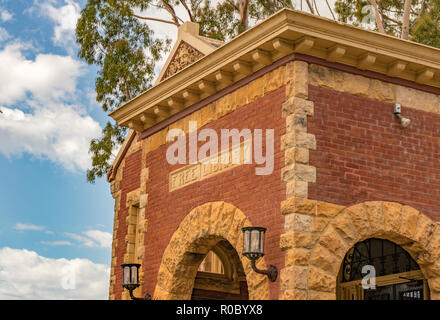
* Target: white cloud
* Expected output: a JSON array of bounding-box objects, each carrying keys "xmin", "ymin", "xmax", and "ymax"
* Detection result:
[
  {"xmin": 0, "ymin": 105, "xmax": 101, "ymax": 171},
  {"xmin": 0, "ymin": 27, "xmax": 10, "ymax": 42},
  {"xmin": 0, "ymin": 247, "xmax": 109, "ymax": 299},
  {"xmin": 14, "ymin": 223, "xmax": 45, "ymax": 231},
  {"xmin": 85, "ymin": 88, "xmax": 99, "ymax": 111},
  {"xmin": 0, "ymin": 42, "xmax": 84, "ymax": 105},
  {"xmin": 36, "ymin": 0, "xmax": 80, "ymax": 49},
  {"xmin": 0, "ymin": 8, "xmax": 13, "ymax": 22},
  {"xmin": 83, "ymin": 230, "xmax": 112, "ymax": 248},
  {"xmin": 64, "ymin": 230, "xmax": 112, "ymax": 248},
  {"xmin": 64, "ymin": 232, "xmax": 95, "ymax": 247},
  {"xmin": 41, "ymin": 241, "xmax": 73, "ymax": 246},
  {"xmin": 0, "ymin": 42, "xmax": 102, "ymax": 172},
  {"xmin": 14, "ymin": 222, "xmax": 54, "ymax": 234}
]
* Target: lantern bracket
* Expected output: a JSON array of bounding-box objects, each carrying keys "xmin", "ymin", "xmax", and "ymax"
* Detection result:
[
  {"xmin": 251, "ymin": 259, "xmax": 278, "ymax": 282},
  {"xmin": 127, "ymin": 288, "xmax": 152, "ymax": 301}
]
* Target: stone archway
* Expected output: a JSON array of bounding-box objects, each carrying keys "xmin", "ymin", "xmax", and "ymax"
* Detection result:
[
  {"xmin": 153, "ymin": 201, "xmax": 271, "ymax": 300},
  {"xmin": 306, "ymin": 201, "xmax": 440, "ymax": 299}
]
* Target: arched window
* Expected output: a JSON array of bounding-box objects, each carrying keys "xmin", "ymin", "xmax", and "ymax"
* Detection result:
[
  {"xmin": 198, "ymin": 251, "xmax": 225, "ymax": 274},
  {"xmin": 192, "ymin": 240, "xmax": 248, "ymax": 300},
  {"xmin": 337, "ymin": 238, "xmax": 429, "ymax": 300},
  {"xmin": 341, "ymin": 238, "xmax": 420, "ymax": 282}
]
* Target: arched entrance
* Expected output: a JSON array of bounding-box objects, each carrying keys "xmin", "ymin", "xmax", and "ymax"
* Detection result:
[
  {"xmin": 337, "ymin": 238, "xmax": 429, "ymax": 300},
  {"xmin": 153, "ymin": 201, "xmax": 270, "ymax": 300},
  {"xmin": 192, "ymin": 239, "xmax": 249, "ymax": 300},
  {"xmin": 300, "ymin": 201, "xmax": 440, "ymax": 299}
]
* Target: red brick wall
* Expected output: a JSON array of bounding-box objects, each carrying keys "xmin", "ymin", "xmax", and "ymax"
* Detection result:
[
  {"xmin": 113, "ymin": 149, "xmax": 142, "ymax": 299},
  {"xmin": 308, "ymin": 84, "xmax": 440, "ymax": 222},
  {"xmin": 115, "ymin": 87, "xmax": 286, "ymax": 299}
]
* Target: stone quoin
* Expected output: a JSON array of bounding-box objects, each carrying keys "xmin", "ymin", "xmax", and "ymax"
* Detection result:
[{"xmin": 107, "ymin": 9, "xmax": 440, "ymax": 300}]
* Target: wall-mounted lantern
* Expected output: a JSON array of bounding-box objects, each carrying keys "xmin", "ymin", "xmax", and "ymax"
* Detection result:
[
  {"xmin": 121, "ymin": 263, "xmax": 151, "ymax": 300},
  {"xmin": 241, "ymin": 227, "xmax": 278, "ymax": 282}
]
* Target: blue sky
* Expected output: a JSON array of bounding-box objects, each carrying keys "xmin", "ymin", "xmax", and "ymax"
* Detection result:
[
  {"xmin": 0, "ymin": 0, "xmax": 122, "ymax": 299},
  {"xmin": 0, "ymin": 0, "xmax": 186, "ymax": 300}
]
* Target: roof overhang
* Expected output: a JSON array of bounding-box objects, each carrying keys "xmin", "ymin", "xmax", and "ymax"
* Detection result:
[{"xmin": 109, "ymin": 8, "xmax": 440, "ymax": 133}]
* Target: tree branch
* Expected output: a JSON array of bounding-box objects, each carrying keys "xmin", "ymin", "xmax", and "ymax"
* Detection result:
[
  {"xmin": 313, "ymin": 0, "xmax": 320, "ymax": 16},
  {"xmin": 161, "ymin": 0, "xmax": 182, "ymax": 26},
  {"xmin": 304, "ymin": 0, "xmax": 314, "ymax": 14},
  {"xmin": 367, "ymin": 0, "xmax": 385, "ymax": 33},
  {"xmin": 401, "ymin": 0, "xmax": 411, "ymax": 39},
  {"xmin": 382, "ymin": 14, "xmax": 402, "ymax": 25},
  {"xmin": 131, "ymin": 14, "xmax": 179, "ymax": 26},
  {"xmin": 239, "ymin": 0, "xmax": 250, "ymax": 31},
  {"xmin": 325, "ymin": 0, "xmax": 336, "ymax": 20},
  {"xmin": 225, "ymin": 0, "xmax": 239, "ymax": 11},
  {"xmin": 179, "ymin": 0, "xmax": 194, "ymax": 22}
]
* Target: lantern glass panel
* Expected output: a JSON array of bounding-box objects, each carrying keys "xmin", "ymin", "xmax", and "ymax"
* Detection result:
[
  {"xmin": 131, "ymin": 265, "xmax": 138, "ymax": 285},
  {"xmin": 251, "ymin": 230, "xmax": 261, "ymax": 253},
  {"xmin": 244, "ymin": 229, "xmax": 251, "ymax": 253},
  {"xmin": 123, "ymin": 265, "xmax": 131, "ymax": 285}
]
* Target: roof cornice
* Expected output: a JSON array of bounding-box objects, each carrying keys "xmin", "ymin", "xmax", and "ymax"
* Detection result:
[{"xmin": 110, "ymin": 9, "xmax": 440, "ymax": 132}]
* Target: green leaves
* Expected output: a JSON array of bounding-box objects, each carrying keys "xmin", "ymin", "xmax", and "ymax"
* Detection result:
[
  {"xmin": 335, "ymin": 0, "xmax": 440, "ymax": 45},
  {"xmin": 76, "ymin": 0, "xmax": 170, "ymax": 111},
  {"xmin": 77, "ymin": 0, "xmax": 170, "ymax": 182},
  {"xmin": 411, "ymin": 0, "xmax": 440, "ymax": 48},
  {"xmin": 86, "ymin": 121, "xmax": 127, "ymax": 183},
  {"xmin": 195, "ymin": 0, "xmax": 240, "ymax": 41}
]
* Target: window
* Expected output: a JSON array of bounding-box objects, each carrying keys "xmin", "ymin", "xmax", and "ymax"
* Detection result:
[
  {"xmin": 198, "ymin": 251, "xmax": 224, "ymax": 274},
  {"xmin": 337, "ymin": 238, "xmax": 429, "ymax": 300},
  {"xmin": 341, "ymin": 238, "xmax": 419, "ymax": 282},
  {"xmin": 192, "ymin": 241, "xmax": 249, "ymax": 300}
]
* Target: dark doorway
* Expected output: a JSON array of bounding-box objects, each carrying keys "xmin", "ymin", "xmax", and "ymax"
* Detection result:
[{"xmin": 191, "ymin": 239, "xmax": 249, "ymax": 300}]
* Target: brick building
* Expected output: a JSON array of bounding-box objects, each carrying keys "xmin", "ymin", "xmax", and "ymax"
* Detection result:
[{"xmin": 107, "ymin": 9, "xmax": 440, "ymax": 300}]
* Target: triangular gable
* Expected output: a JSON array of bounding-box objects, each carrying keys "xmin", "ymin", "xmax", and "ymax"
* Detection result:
[
  {"xmin": 155, "ymin": 21, "xmax": 222, "ymax": 84},
  {"xmin": 160, "ymin": 41, "xmax": 205, "ymax": 81}
]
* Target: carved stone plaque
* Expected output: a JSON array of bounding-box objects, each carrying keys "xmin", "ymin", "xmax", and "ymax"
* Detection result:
[{"xmin": 169, "ymin": 141, "xmax": 251, "ymax": 191}]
